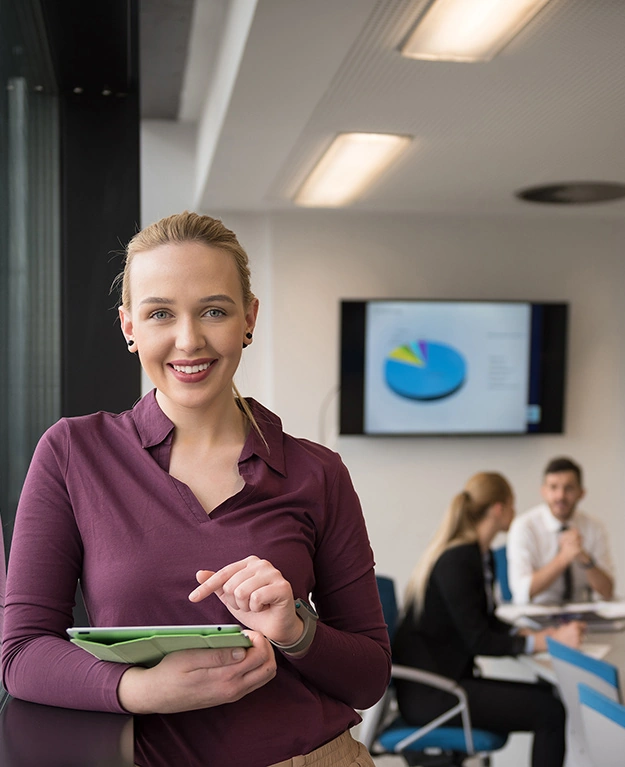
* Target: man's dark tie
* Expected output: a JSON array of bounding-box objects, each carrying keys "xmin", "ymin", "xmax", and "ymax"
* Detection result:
[{"xmin": 560, "ymin": 524, "xmax": 573, "ymax": 602}]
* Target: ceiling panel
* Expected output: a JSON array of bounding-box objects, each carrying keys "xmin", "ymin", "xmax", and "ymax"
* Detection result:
[
  {"xmin": 141, "ymin": 0, "xmax": 625, "ymax": 217},
  {"xmin": 140, "ymin": 0, "xmax": 194, "ymax": 119}
]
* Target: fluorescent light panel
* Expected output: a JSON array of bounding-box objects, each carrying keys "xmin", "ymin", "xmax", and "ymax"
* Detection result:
[
  {"xmin": 294, "ymin": 132, "xmax": 412, "ymax": 207},
  {"xmin": 401, "ymin": 0, "xmax": 552, "ymax": 62}
]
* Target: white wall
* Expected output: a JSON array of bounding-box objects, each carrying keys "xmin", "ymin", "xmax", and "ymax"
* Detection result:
[
  {"xmin": 141, "ymin": 123, "xmax": 625, "ymax": 767},
  {"xmin": 215, "ymin": 209, "xmax": 625, "ymax": 600},
  {"xmin": 140, "ymin": 122, "xmax": 625, "ymax": 600}
]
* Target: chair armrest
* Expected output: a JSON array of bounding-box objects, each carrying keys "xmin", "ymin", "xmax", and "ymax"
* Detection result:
[
  {"xmin": 391, "ymin": 664, "xmax": 464, "ymax": 697},
  {"xmin": 358, "ymin": 695, "xmax": 388, "ymax": 751},
  {"xmin": 360, "ymin": 663, "xmax": 462, "ymax": 753},
  {"xmin": 388, "ymin": 664, "xmax": 475, "ymax": 755}
]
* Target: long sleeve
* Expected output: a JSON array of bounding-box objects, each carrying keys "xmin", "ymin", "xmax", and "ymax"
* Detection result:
[
  {"xmin": 584, "ymin": 516, "xmax": 614, "ymax": 577},
  {"xmin": 280, "ymin": 458, "xmax": 391, "ymax": 710},
  {"xmin": 1, "ymin": 423, "xmax": 128, "ymax": 711}
]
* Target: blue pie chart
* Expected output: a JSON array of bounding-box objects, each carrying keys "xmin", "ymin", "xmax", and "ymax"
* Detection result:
[{"xmin": 385, "ymin": 340, "xmax": 466, "ymax": 401}]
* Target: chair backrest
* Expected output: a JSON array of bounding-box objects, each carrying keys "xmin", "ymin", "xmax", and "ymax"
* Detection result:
[
  {"xmin": 547, "ymin": 637, "xmax": 621, "ymax": 764},
  {"xmin": 578, "ymin": 683, "xmax": 625, "ymax": 767},
  {"xmin": 376, "ymin": 575, "xmax": 399, "ymax": 642},
  {"xmin": 492, "ymin": 545, "xmax": 512, "ymax": 603},
  {"xmin": 360, "ymin": 576, "xmax": 399, "ymax": 751}
]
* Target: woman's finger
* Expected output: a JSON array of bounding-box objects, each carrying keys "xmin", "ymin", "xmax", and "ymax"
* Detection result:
[
  {"xmin": 189, "ymin": 557, "xmax": 279, "ymax": 603},
  {"xmin": 189, "ymin": 560, "xmax": 251, "ymax": 602}
]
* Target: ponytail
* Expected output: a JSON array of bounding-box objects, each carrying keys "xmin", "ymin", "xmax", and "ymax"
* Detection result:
[
  {"xmin": 233, "ymin": 382, "xmax": 268, "ymax": 451},
  {"xmin": 404, "ymin": 472, "xmax": 511, "ymax": 614}
]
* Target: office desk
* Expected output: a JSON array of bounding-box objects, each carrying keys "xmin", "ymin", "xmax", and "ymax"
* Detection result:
[
  {"xmin": 519, "ymin": 628, "xmax": 625, "ymax": 685},
  {"xmin": 0, "ymin": 693, "xmax": 134, "ymax": 767},
  {"xmin": 496, "ymin": 602, "xmax": 625, "ymax": 685},
  {"xmin": 506, "ymin": 616, "xmax": 625, "ymax": 767}
]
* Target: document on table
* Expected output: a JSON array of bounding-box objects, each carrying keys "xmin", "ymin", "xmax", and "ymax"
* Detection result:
[
  {"xmin": 497, "ymin": 600, "xmax": 625, "ymax": 629},
  {"xmin": 533, "ymin": 643, "xmax": 611, "ymax": 662}
]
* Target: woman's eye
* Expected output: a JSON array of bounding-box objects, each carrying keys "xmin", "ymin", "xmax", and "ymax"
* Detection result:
[
  {"xmin": 205, "ymin": 308, "xmax": 225, "ymax": 318},
  {"xmin": 150, "ymin": 310, "xmax": 170, "ymax": 320}
]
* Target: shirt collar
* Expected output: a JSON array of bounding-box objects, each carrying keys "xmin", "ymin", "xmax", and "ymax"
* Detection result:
[
  {"xmin": 131, "ymin": 390, "xmax": 287, "ymax": 476},
  {"xmin": 239, "ymin": 399, "xmax": 287, "ymax": 476},
  {"xmin": 131, "ymin": 389, "xmax": 175, "ymax": 448},
  {"xmin": 540, "ymin": 502, "xmax": 577, "ymax": 531}
]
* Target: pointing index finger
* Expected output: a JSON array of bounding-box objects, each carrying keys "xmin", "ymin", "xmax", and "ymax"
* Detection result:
[{"xmin": 188, "ymin": 561, "xmax": 247, "ymax": 602}]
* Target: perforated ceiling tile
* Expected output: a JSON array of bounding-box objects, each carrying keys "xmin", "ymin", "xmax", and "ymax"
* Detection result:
[
  {"xmin": 173, "ymin": 0, "xmax": 625, "ymax": 215},
  {"xmin": 267, "ymin": 0, "xmax": 625, "ymax": 215}
]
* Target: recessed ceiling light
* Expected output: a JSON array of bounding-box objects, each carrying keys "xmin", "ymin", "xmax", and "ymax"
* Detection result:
[
  {"xmin": 294, "ymin": 133, "xmax": 412, "ymax": 208},
  {"xmin": 401, "ymin": 0, "xmax": 552, "ymax": 63},
  {"xmin": 516, "ymin": 182, "xmax": 625, "ymax": 205}
]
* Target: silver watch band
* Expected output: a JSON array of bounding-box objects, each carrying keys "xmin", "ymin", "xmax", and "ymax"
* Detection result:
[{"xmin": 269, "ymin": 599, "xmax": 318, "ymax": 654}]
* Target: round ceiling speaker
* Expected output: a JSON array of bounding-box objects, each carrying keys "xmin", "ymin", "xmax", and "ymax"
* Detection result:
[{"xmin": 516, "ymin": 181, "xmax": 625, "ymax": 205}]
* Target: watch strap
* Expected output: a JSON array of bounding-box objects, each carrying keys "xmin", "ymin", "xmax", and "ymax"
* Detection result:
[{"xmin": 269, "ymin": 599, "xmax": 318, "ymax": 655}]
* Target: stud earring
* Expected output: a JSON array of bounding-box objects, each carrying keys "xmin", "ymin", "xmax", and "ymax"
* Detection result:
[
  {"xmin": 243, "ymin": 331, "xmax": 253, "ymax": 349},
  {"xmin": 127, "ymin": 339, "xmax": 135, "ymax": 347}
]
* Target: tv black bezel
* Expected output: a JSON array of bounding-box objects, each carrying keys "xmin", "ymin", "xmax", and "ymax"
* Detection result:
[{"xmin": 339, "ymin": 299, "xmax": 568, "ymax": 437}]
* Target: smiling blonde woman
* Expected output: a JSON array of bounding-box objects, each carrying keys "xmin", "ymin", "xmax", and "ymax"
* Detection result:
[{"xmin": 2, "ymin": 212, "xmax": 390, "ymax": 767}]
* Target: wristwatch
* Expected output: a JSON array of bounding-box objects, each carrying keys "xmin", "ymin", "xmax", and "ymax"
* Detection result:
[{"xmin": 270, "ymin": 599, "xmax": 318, "ymax": 655}]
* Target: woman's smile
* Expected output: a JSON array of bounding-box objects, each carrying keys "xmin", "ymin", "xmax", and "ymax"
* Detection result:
[{"xmin": 168, "ymin": 358, "xmax": 215, "ymax": 382}]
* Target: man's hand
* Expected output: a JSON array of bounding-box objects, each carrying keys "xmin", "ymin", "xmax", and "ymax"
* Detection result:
[
  {"xmin": 558, "ymin": 528, "xmax": 584, "ymax": 564},
  {"xmin": 528, "ymin": 528, "xmax": 584, "ymax": 598},
  {"xmin": 559, "ymin": 528, "xmax": 598, "ymax": 570}
]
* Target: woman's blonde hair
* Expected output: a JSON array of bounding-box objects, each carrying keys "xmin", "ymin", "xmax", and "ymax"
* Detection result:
[
  {"xmin": 114, "ymin": 211, "xmax": 263, "ymax": 441},
  {"xmin": 118, "ymin": 211, "xmax": 255, "ymax": 310},
  {"xmin": 404, "ymin": 472, "xmax": 512, "ymax": 613}
]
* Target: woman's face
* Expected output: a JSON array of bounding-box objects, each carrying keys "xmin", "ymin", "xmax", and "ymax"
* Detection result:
[{"xmin": 119, "ymin": 241, "xmax": 258, "ymax": 417}]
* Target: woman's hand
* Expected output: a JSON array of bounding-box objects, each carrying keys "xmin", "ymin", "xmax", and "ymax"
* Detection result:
[
  {"xmin": 532, "ymin": 620, "xmax": 585, "ymax": 653},
  {"xmin": 550, "ymin": 619, "xmax": 586, "ymax": 648},
  {"xmin": 188, "ymin": 556, "xmax": 305, "ymax": 646},
  {"xmin": 117, "ymin": 630, "xmax": 276, "ymax": 714}
]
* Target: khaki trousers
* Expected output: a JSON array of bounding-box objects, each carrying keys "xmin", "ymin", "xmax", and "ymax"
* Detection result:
[{"xmin": 267, "ymin": 730, "xmax": 375, "ymax": 767}]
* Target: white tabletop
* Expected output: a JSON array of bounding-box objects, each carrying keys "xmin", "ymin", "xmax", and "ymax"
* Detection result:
[
  {"xmin": 496, "ymin": 600, "xmax": 625, "ymax": 683},
  {"xmin": 520, "ymin": 629, "xmax": 625, "ymax": 685}
]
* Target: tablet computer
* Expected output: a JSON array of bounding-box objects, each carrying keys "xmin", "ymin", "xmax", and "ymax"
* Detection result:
[{"xmin": 67, "ymin": 624, "xmax": 251, "ymax": 667}]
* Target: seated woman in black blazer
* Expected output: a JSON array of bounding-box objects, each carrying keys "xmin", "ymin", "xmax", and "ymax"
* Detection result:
[{"xmin": 393, "ymin": 472, "xmax": 584, "ymax": 767}]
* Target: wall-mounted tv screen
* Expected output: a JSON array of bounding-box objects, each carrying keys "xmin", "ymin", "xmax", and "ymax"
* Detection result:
[{"xmin": 340, "ymin": 300, "xmax": 568, "ymax": 436}]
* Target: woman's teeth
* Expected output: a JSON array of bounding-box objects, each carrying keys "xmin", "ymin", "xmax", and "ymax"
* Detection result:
[{"xmin": 172, "ymin": 362, "xmax": 210, "ymax": 374}]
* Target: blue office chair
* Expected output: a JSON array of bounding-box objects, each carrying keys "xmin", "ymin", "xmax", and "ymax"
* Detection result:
[
  {"xmin": 578, "ymin": 682, "xmax": 625, "ymax": 767},
  {"xmin": 546, "ymin": 638, "xmax": 621, "ymax": 767},
  {"xmin": 492, "ymin": 546, "xmax": 512, "ymax": 603},
  {"xmin": 359, "ymin": 575, "xmax": 508, "ymax": 766}
]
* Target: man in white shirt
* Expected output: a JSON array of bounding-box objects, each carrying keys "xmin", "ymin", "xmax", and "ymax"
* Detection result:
[{"xmin": 507, "ymin": 457, "xmax": 614, "ymax": 605}]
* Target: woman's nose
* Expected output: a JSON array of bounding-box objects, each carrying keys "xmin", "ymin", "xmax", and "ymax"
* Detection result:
[{"xmin": 175, "ymin": 318, "xmax": 205, "ymax": 352}]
